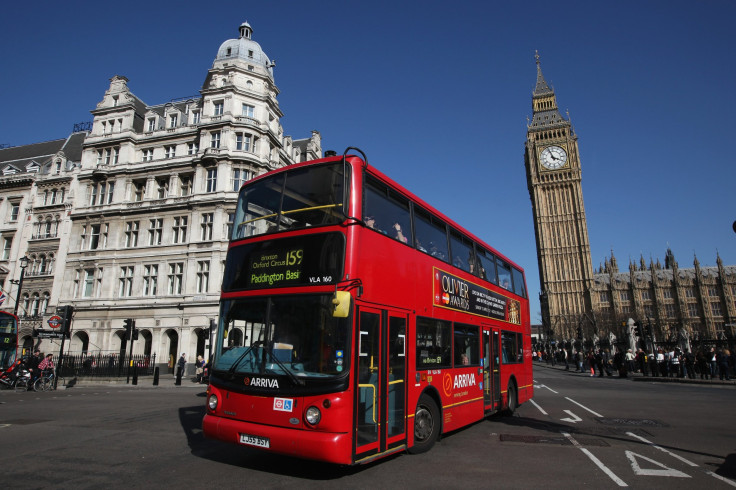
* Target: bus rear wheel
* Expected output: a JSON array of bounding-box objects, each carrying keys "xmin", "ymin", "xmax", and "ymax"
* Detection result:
[
  {"xmin": 409, "ymin": 394, "xmax": 440, "ymax": 454},
  {"xmin": 504, "ymin": 383, "xmax": 517, "ymax": 415}
]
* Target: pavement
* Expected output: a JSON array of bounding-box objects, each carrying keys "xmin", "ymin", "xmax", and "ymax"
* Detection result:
[
  {"xmin": 55, "ymin": 373, "xmax": 207, "ymax": 389},
  {"xmin": 536, "ymin": 360, "xmax": 736, "ymax": 386},
  {"xmin": 52, "ymin": 363, "xmax": 736, "ymax": 389}
]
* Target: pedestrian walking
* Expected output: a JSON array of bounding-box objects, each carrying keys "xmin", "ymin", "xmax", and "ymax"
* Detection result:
[
  {"xmin": 195, "ymin": 355, "xmax": 206, "ymax": 383},
  {"xmin": 709, "ymin": 347, "xmax": 718, "ymax": 378},
  {"xmin": 177, "ymin": 353, "xmax": 187, "ymax": 378},
  {"xmin": 717, "ymin": 349, "xmax": 731, "ymax": 381},
  {"xmin": 625, "ymin": 349, "xmax": 635, "ymax": 373},
  {"xmin": 587, "ymin": 350, "xmax": 596, "ymax": 376}
]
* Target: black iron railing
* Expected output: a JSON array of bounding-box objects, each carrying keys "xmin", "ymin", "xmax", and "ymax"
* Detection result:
[{"xmin": 54, "ymin": 353, "xmax": 157, "ymax": 378}]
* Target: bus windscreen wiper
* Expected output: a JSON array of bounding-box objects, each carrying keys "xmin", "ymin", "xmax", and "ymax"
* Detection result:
[
  {"xmin": 265, "ymin": 345, "xmax": 305, "ymax": 387},
  {"xmin": 228, "ymin": 345, "xmax": 256, "ymax": 374}
]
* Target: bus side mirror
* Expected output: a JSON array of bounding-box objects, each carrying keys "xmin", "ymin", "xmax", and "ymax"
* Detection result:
[{"xmin": 332, "ymin": 291, "xmax": 351, "ymax": 318}]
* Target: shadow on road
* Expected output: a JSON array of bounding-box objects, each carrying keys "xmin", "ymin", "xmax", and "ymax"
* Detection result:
[
  {"xmin": 177, "ymin": 403, "xmax": 375, "ymax": 479},
  {"xmin": 494, "ymin": 413, "xmax": 730, "ymax": 467}
]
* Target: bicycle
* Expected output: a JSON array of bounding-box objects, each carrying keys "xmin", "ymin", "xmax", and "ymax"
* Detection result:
[
  {"xmin": 14, "ymin": 375, "xmax": 30, "ymax": 392},
  {"xmin": 33, "ymin": 369, "xmax": 56, "ymax": 392}
]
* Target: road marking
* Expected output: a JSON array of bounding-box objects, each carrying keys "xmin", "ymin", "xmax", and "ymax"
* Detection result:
[
  {"xmin": 562, "ymin": 432, "xmax": 627, "ymax": 487},
  {"xmin": 625, "ymin": 451, "xmax": 690, "ymax": 477},
  {"xmin": 565, "ymin": 397, "xmax": 603, "ymax": 417},
  {"xmin": 0, "ymin": 424, "xmax": 10, "ymax": 429},
  {"xmin": 706, "ymin": 471, "xmax": 736, "ymax": 487},
  {"xmin": 529, "ymin": 398, "xmax": 548, "ymax": 415},
  {"xmin": 625, "ymin": 432, "xmax": 698, "ymax": 467},
  {"xmin": 560, "ymin": 410, "xmax": 582, "ymax": 423},
  {"xmin": 536, "ymin": 384, "xmax": 558, "ymax": 394}
]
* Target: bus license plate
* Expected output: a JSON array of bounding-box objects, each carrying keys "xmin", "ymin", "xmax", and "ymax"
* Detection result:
[{"xmin": 239, "ymin": 433, "xmax": 270, "ymax": 448}]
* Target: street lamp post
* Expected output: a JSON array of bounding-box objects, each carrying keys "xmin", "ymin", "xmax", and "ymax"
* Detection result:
[{"xmin": 12, "ymin": 255, "xmax": 30, "ymax": 316}]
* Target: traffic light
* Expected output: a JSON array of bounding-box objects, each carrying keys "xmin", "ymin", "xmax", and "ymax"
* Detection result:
[
  {"xmin": 123, "ymin": 318, "xmax": 133, "ymax": 340},
  {"xmin": 634, "ymin": 321, "xmax": 642, "ymax": 337},
  {"xmin": 132, "ymin": 327, "xmax": 139, "ymax": 341},
  {"xmin": 58, "ymin": 305, "xmax": 74, "ymax": 337}
]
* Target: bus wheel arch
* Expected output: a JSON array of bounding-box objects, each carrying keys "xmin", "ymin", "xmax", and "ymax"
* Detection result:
[
  {"xmin": 503, "ymin": 377, "xmax": 518, "ymax": 415},
  {"xmin": 408, "ymin": 389, "xmax": 442, "ymax": 454}
]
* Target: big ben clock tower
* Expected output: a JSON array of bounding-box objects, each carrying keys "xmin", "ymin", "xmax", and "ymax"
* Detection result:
[{"xmin": 525, "ymin": 53, "xmax": 594, "ymax": 338}]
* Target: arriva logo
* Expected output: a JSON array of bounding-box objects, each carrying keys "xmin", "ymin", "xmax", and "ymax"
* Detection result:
[
  {"xmin": 453, "ymin": 373, "xmax": 476, "ymax": 389},
  {"xmin": 244, "ymin": 377, "xmax": 280, "ymax": 389}
]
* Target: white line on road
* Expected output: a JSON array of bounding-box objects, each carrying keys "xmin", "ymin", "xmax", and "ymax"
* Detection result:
[
  {"xmin": 565, "ymin": 397, "xmax": 603, "ymax": 417},
  {"xmin": 706, "ymin": 471, "xmax": 736, "ymax": 487},
  {"xmin": 625, "ymin": 432, "xmax": 698, "ymax": 467},
  {"xmin": 536, "ymin": 384, "xmax": 559, "ymax": 394},
  {"xmin": 529, "ymin": 398, "xmax": 548, "ymax": 415},
  {"xmin": 625, "ymin": 450, "xmax": 690, "ymax": 477},
  {"xmin": 562, "ymin": 432, "xmax": 628, "ymax": 487},
  {"xmin": 560, "ymin": 410, "xmax": 582, "ymax": 423}
]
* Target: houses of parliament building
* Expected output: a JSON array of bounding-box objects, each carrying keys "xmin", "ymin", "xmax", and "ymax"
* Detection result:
[{"xmin": 525, "ymin": 54, "xmax": 736, "ymax": 346}]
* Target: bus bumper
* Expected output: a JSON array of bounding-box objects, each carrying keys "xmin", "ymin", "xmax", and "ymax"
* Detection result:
[{"xmin": 202, "ymin": 413, "xmax": 352, "ymax": 465}]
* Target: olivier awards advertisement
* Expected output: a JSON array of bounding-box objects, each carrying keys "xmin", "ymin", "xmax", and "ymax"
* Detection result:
[{"xmin": 433, "ymin": 268, "xmax": 520, "ymax": 324}]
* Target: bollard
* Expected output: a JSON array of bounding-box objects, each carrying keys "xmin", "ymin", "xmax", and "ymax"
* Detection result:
[
  {"xmin": 175, "ymin": 366, "xmax": 182, "ymax": 386},
  {"xmin": 132, "ymin": 364, "xmax": 138, "ymax": 385},
  {"xmin": 153, "ymin": 366, "xmax": 159, "ymax": 386}
]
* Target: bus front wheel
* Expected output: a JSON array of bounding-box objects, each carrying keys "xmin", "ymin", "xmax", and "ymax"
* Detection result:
[{"xmin": 409, "ymin": 394, "xmax": 440, "ymax": 454}]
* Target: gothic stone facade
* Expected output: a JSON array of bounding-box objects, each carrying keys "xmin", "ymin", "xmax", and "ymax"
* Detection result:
[
  {"xmin": 591, "ymin": 251, "xmax": 736, "ymax": 343},
  {"xmin": 525, "ymin": 54, "xmax": 595, "ymax": 338}
]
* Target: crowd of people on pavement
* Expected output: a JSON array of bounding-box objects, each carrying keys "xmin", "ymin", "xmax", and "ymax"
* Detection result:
[{"xmin": 534, "ymin": 345, "xmax": 734, "ymax": 380}]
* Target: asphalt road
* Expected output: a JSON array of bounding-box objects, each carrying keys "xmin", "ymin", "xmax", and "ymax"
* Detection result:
[{"xmin": 1, "ymin": 367, "xmax": 734, "ymax": 489}]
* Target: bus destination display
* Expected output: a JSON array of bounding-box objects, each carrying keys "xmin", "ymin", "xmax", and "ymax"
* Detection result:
[
  {"xmin": 433, "ymin": 268, "xmax": 521, "ymax": 325},
  {"xmin": 223, "ymin": 233, "xmax": 345, "ymax": 291}
]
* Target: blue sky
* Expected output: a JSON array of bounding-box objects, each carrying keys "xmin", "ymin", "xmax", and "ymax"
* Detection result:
[{"xmin": 2, "ymin": 1, "xmax": 734, "ymax": 321}]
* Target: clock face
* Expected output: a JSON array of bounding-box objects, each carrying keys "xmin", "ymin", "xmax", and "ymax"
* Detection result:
[{"xmin": 540, "ymin": 146, "xmax": 568, "ymax": 170}]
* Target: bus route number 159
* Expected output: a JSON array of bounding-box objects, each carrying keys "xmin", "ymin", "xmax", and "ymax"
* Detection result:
[{"xmin": 286, "ymin": 249, "xmax": 303, "ymax": 266}]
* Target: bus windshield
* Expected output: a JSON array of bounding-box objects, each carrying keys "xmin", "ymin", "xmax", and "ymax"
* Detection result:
[
  {"xmin": 214, "ymin": 295, "xmax": 350, "ymax": 379},
  {"xmin": 233, "ymin": 162, "xmax": 348, "ymax": 239}
]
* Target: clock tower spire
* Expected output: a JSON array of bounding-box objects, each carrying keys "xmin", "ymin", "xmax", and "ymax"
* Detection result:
[{"xmin": 525, "ymin": 53, "xmax": 595, "ymax": 339}]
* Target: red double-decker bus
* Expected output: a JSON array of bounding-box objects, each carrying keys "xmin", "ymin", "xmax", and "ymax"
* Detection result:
[
  {"xmin": 0, "ymin": 311, "xmax": 19, "ymax": 371},
  {"xmin": 203, "ymin": 149, "xmax": 533, "ymax": 464}
]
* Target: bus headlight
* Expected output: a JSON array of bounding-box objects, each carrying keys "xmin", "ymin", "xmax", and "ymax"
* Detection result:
[
  {"xmin": 208, "ymin": 394, "xmax": 219, "ymax": 411},
  {"xmin": 305, "ymin": 406, "xmax": 321, "ymax": 425}
]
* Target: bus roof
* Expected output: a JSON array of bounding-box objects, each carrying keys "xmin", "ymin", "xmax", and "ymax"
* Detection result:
[{"xmin": 246, "ymin": 154, "xmax": 525, "ymax": 274}]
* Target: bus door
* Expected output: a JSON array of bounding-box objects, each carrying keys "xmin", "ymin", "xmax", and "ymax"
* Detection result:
[
  {"xmin": 354, "ymin": 306, "xmax": 407, "ymax": 461},
  {"xmin": 482, "ymin": 327, "xmax": 501, "ymax": 412}
]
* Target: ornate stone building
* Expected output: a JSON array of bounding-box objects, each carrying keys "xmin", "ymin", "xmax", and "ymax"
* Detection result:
[
  {"xmin": 525, "ymin": 54, "xmax": 736, "ymax": 345},
  {"xmin": 0, "ymin": 22, "xmax": 321, "ymax": 366}
]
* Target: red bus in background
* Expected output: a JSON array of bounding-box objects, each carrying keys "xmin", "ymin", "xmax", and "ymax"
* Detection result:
[
  {"xmin": 203, "ymin": 148, "xmax": 533, "ymax": 464},
  {"xmin": 0, "ymin": 311, "xmax": 19, "ymax": 371}
]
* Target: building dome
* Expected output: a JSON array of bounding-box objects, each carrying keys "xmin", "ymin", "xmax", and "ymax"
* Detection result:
[{"xmin": 214, "ymin": 22, "xmax": 274, "ymax": 79}]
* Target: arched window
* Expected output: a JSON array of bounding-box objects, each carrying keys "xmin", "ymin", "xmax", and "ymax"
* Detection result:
[
  {"xmin": 21, "ymin": 293, "xmax": 30, "ymax": 317},
  {"xmin": 31, "ymin": 293, "xmax": 41, "ymax": 317},
  {"xmin": 41, "ymin": 292, "xmax": 50, "ymax": 315}
]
